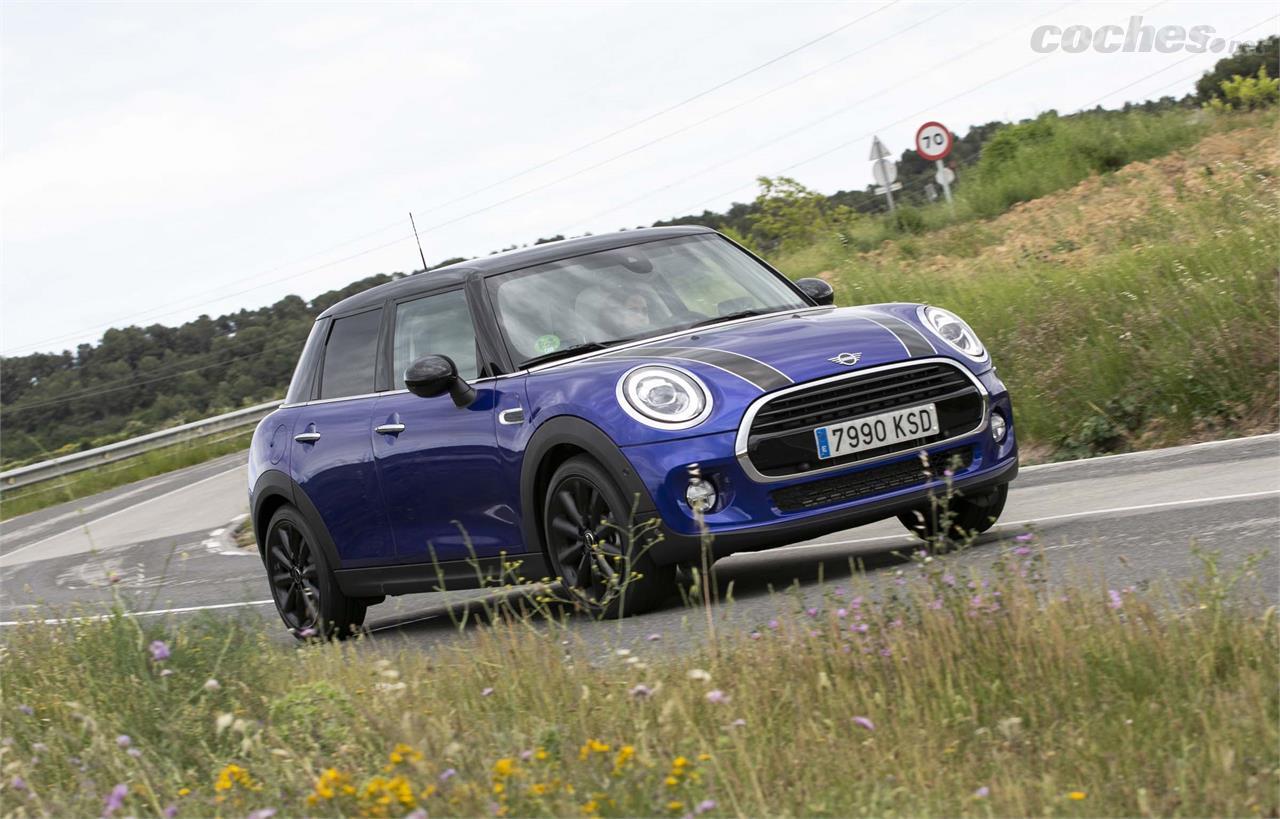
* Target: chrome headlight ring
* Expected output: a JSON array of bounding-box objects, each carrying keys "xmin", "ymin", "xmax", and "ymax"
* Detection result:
[{"xmin": 616, "ymin": 364, "xmax": 713, "ymax": 430}]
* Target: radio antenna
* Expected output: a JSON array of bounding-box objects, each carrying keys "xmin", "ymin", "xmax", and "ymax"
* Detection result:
[{"xmin": 409, "ymin": 212, "xmax": 429, "ymax": 273}]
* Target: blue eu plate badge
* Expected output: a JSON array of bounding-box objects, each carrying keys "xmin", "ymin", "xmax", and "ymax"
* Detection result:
[{"xmin": 814, "ymin": 427, "xmax": 832, "ymax": 459}]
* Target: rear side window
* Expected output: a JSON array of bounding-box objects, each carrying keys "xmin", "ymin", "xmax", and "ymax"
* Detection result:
[
  {"xmin": 392, "ymin": 289, "xmax": 479, "ymax": 386},
  {"xmin": 318, "ymin": 309, "xmax": 383, "ymax": 399},
  {"xmin": 284, "ymin": 318, "xmax": 329, "ymax": 404}
]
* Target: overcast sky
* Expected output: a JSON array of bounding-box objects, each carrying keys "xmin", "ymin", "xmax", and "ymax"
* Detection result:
[{"xmin": 2, "ymin": 1, "xmax": 1274, "ymax": 355}]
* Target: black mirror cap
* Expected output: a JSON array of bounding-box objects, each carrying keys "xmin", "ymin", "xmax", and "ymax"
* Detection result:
[
  {"xmin": 404, "ymin": 355, "xmax": 476, "ymax": 408},
  {"xmin": 795, "ymin": 277, "xmax": 835, "ymax": 306}
]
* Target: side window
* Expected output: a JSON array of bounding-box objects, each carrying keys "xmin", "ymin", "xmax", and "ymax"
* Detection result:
[
  {"xmin": 318, "ymin": 309, "xmax": 383, "ymax": 399},
  {"xmin": 284, "ymin": 318, "xmax": 329, "ymax": 404},
  {"xmin": 392, "ymin": 290, "xmax": 479, "ymax": 387}
]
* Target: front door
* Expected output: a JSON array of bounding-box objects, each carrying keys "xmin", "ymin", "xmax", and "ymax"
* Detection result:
[{"xmin": 372, "ymin": 288, "xmax": 520, "ymax": 563}]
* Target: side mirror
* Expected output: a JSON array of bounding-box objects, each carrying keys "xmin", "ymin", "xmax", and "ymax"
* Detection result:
[
  {"xmin": 795, "ymin": 277, "xmax": 835, "ymax": 306},
  {"xmin": 404, "ymin": 355, "xmax": 476, "ymax": 408}
]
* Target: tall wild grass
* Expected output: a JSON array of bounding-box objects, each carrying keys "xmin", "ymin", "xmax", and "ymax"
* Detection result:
[{"xmin": 1, "ymin": 546, "xmax": 1275, "ymax": 817}]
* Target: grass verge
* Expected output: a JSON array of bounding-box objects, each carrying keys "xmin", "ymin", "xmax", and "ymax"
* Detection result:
[
  {"xmin": 2, "ymin": 547, "xmax": 1275, "ymax": 817},
  {"xmin": 0, "ymin": 430, "xmax": 252, "ymax": 522}
]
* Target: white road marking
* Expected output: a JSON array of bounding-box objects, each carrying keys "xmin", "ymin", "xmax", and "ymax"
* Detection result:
[
  {"xmin": 765, "ymin": 489, "xmax": 1280, "ymax": 556},
  {"xmin": 1018, "ymin": 431, "xmax": 1278, "ymax": 472},
  {"xmin": 0, "ymin": 465, "xmax": 243, "ymax": 562},
  {"xmin": 0, "ymin": 598, "xmax": 275, "ymax": 626}
]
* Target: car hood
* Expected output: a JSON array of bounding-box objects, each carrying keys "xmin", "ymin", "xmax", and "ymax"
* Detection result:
[{"xmin": 581, "ymin": 304, "xmax": 980, "ymax": 388}]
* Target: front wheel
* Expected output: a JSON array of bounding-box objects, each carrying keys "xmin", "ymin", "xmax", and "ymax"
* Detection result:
[
  {"xmin": 898, "ymin": 482, "xmax": 1008, "ymax": 544},
  {"xmin": 264, "ymin": 505, "xmax": 368, "ymax": 639},
  {"xmin": 543, "ymin": 455, "xmax": 674, "ymax": 618}
]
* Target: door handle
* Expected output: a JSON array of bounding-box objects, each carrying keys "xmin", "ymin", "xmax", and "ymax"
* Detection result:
[
  {"xmin": 293, "ymin": 432, "xmax": 321, "ymax": 443},
  {"xmin": 374, "ymin": 423, "xmax": 406, "ymax": 435}
]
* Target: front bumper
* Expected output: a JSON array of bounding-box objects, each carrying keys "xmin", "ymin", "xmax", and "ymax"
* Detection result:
[{"xmin": 621, "ymin": 368, "xmax": 1018, "ymax": 564}]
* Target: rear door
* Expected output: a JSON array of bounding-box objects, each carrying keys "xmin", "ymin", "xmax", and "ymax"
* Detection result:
[
  {"xmin": 372, "ymin": 287, "xmax": 521, "ymax": 563},
  {"xmin": 291, "ymin": 306, "xmax": 395, "ymax": 567}
]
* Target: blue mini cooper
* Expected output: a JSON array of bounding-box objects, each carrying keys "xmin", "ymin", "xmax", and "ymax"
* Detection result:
[{"xmin": 249, "ymin": 226, "xmax": 1017, "ymax": 636}]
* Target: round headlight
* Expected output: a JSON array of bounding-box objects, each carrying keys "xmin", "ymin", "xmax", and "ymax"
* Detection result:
[
  {"xmin": 617, "ymin": 366, "xmax": 711, "ymax": 428},
  {"xmin": 919, "ymin": 306, "xmax": 987, "ymax": 361}
]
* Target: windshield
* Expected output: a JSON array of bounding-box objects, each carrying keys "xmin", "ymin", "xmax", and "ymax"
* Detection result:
[{"xmin": 486, "ymin": 234, "xmax": 808, "ymax": 366}]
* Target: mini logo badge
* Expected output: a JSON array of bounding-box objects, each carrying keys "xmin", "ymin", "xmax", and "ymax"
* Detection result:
[{"xmin": 828, "ymin": 352, "xmax": 862, "ymax": 366}]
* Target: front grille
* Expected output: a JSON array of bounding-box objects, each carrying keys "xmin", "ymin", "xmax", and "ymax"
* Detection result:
[
  {"xmin": 771, "ymin": 446, "xmax": 973, "ymax": 513},
  {"xmin": 745, "ymin": 361, "xmax": 984, "ymax": 478}
]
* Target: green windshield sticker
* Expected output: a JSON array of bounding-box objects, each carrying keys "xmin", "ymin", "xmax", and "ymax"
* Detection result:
[{"xmin": 534, "ymin": 334, "xmax": 561, "ymax": 355}]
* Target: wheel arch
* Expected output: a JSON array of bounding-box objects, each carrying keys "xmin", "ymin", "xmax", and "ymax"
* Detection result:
[
  {"xmin": 250, "ymin": 469, "xmax": 343, "ymax": 572},
  {"xmin": 518, "ymin": 415, "xmax": 656, "ymax": 563}
]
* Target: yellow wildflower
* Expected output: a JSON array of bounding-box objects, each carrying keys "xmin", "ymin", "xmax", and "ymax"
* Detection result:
[
  {"xmin": 672, "ymin": 755, "xmax": 688, "ymax": 768},
  {"xmin": 582, "ymin": 798, "xmax": 600, "ymax": 815},
  {"xmin": 697, "ymin": 753, "xmax": 711, "ymax": 762},
  {"xmin": 664, "ymin": 775, "xmax": 680, "ymax": 787},
  {"xmin": 534, "ymin": 747, "xmax": 549, "ymax": 761},
  {"xmin": 667, "ymin": 800, "xmax": 686, "ymax": 812},
  {"xmin": 493, "ymin": 757, "xmax": 517, "ymax": 778},
  {"xmin": 529, "ymin": 782, "xmax": 550, "ymax": 796},
  {"xmin": 613, "ymin": 744, "xmax": 635, "ymax": 775},
  {"xmin": 177, "ymin": 788, "xmax": 190, "ymax": 797},
  {"xmin": 1068, "ymin": 791, "xmax": 1087, "ymax": 801}
]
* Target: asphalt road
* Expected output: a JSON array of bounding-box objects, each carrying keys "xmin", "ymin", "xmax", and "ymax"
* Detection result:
[{"xmin": 2, "ymin": 435, "xmax": 1276, "ymax": 652}]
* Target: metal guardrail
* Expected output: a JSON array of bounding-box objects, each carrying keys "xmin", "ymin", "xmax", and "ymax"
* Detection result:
[{"xmin": 0, "ymin": 399, "xmax": 281, "ymax": 491}]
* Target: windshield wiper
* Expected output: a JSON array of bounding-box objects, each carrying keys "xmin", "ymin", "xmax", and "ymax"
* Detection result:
[
  {"xmin": 684, "ymin": 308, "xmax": 770, "ymax": 329},
  {"xmin": 519, "ymin": 341, "xmax": 613, "ymax": 369}
]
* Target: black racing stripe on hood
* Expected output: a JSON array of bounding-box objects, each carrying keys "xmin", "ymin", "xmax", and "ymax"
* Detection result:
[
  {"xmin": 854, "ymin": 311, "xmax": 936, "ymax": 357},
  {"xmin": 604, "ymin": 346, "xmax": 792, "ymax": 392}
]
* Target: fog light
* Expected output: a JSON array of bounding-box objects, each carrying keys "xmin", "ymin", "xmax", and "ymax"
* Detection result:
[
  {"xmin": 990, "ymin": 411, "xmax": 1008, "ymax": 442},
  {"xmin": 686, "ymin": 477, "xmax": 717, "ymax": 513}
]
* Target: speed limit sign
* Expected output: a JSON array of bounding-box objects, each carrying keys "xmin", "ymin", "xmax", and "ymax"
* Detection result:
[{"xmin": 915, "ymin": 121, "xmax": 953, "ymax": 161}]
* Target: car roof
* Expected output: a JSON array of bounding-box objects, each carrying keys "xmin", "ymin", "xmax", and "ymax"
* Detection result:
[{"xmin": 318, "ymin": 225, "xmax": 718, "ymax": 318}]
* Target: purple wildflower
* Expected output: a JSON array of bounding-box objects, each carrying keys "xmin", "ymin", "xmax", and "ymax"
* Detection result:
[
  {"xmin": 974, "ymin": 785, "xmax": 990, "ymax": 798},
  {"xmin": 481, "ymin": 687, "xmax": 494, "ymax": 697},
  {"xmin": 705, "ymin": 689, "xmax": 730, "ymax": 704},
  {"xmin": 16, "ymin": 705, "xmax": 32, "ymax": 716},
  {"xmin": 439, "ymin": 768, "xmax": 457, "ymax": 782},
  {"xmin": 805, "ymin": 607, "xmax": 819, "ymax": 617},
  {"xmin": 767, "ymin": 619, "xmax": 779, "ymax": 629},
  {"xmin": 298, "ymin": 627, "xmax": 318, "ymax": 638},
  {"xmin": 1015, "ymin": 532, "xmax": 1034, "ymax": 542},
  {"xmin": 852, "ymin": 622, "xmax": 869, "ymax": 634},
  {"xmin": 127, "ymin": 748, "xmax": 142, "ymax": 759},
  {"xmin": 852, "ymin": 716, "xmax": 875, "ymax": 732},
  {"xmin": 929, "ymin": 598, "xmax": 943, "ymax": 610},
  {"xmin": 103, "ymin": 783, "xmax": 128, "ymax": 817},
  {"xmin": 247, "ymin": 809, "xmax": 276, "ymax": 819},
  {"xmin": 880, "ymin": 647, "xmax": 893, "ymax": 657},
  {"xmin": 629, "ymin": 684, "xmax": 653, "ymax": 698},
  {"xmin": 1013, "ymin": 545, "xmax": 1032, "ymax": 556},
  {"xmin": 10, "ymin": 776, "xmax": 25, "ymax": 790},
  {"xmin": 148, "ymin": 640, "xmax": 170, "ymax": 661},
  {"xmin": 116, "ymin": 735, "xmax": 131, "ymax": 748},
  {"xmin": 749, "ymin": 631, "xmax": 761, "ymax": 640},
  {"xmin": 406, "ymin": 811, "xmax": 429, "ymax": 819},
  {"xmin": 943, "ymin": 468, "xmax": 954, "ymax": 478},
  {"xmin": 163, "ymin": 806, "xmax": 178, "ymax": 819},
  {"xmin": 696, "ymin": 799, "xmax": 718, "ymax": 814},
  {"xmin": 1108, "ymin": 589, "xmax": 1123, "ymax": 610},
  {"xmin": 729, "ymin": 718, "xmax": 746, "ymax": 728},
  {"xmin": 942, "ymin": 574, "xmax": 956, "ymax": 587},
  {"xmin": 836, "ymin": 608, "xmax": 848, "ymax": 618}
]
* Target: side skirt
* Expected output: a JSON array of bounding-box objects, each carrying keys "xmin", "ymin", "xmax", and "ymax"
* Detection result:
[{"xmin": 334, "ymin": 552, "xmax": 550, "ymax": 598}]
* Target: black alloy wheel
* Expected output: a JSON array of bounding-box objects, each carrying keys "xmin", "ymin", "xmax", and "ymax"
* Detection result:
[
  {"xmin": 263, "ymin": 505, "xmax": 369, "ymax": 639},
  {"xmin": 543, "ymin": 455, "xmax": 673, "ymax": 618},
  {"xmin": 266, "ymin": 518, "xmax": 321, "ymax": 633}
]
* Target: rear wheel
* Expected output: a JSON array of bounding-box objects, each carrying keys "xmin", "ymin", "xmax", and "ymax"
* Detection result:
[
  {"xmin": 264, "ymin": 505, "xmax": 368, "ymax": 639},
  {"xmin": 543, "ymin": 455, "xmax": 674, "ymax": 618},
  {"xmin": 898, "ymin": 482, "xmax": 1008, "ymax": 545}
]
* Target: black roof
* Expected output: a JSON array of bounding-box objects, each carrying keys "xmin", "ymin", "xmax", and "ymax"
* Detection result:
[{"xmin": 318, "ymin": 225, "xmax": 717, "ymax": 318}]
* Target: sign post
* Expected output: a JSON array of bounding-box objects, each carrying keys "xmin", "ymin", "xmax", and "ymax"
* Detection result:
[
  {"xmin": 869, "ymin": 136, "xmax": 898, "ymax": 213},
  {"xmin": 915, "ymin": 121, "xmax": 955, "ymax": 212}
]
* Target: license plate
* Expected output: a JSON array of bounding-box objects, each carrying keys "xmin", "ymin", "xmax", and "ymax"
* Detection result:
[{"xmin": 813, "ymin": 403, "xmax": 938, "ymax": 460}]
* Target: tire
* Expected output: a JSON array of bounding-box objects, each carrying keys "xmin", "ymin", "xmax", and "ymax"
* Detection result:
[
  {"xmin": 898, "ymin": 482, "xmax": 1009, "ymax": 544},
  {"xmin": 263, "ymin": 505, "xmax": 368, "ymax": 639},
  {"xmin": 542, "ymin": 455, "xmax": 675, "ymax": 618}
]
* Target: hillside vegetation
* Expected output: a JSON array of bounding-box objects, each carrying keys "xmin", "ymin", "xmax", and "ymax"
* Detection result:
[{"xmin": 763, "ymin": 112, "xmax": 1278, "ymax": 459}]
